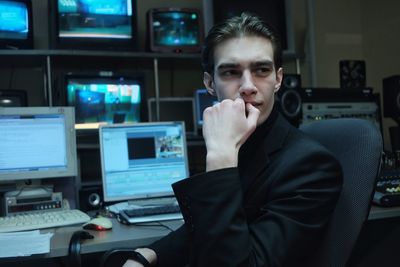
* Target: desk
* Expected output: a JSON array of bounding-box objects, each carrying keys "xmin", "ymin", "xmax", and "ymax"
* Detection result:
[
  {"xmin": 1, "ymin": 218, "xmax": 183, "ymax": 262},
  {"xmin": 368, "ymin": 205, "xmax": 400, "ymax": 220}
]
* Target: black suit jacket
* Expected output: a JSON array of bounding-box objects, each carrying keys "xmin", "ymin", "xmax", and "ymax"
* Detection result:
[{"xmin": 149, "ymin": 111, "xmax": 343, "ymax": 267}]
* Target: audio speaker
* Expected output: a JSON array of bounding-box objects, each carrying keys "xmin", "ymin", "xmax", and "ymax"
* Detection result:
[
  {"xmin": 339, "ymin": 60, "xmax": 366, "ymax": 88},
  {"xmin": 277, "ymin": 74, "xmax": 302, "ymax": 127},
  {"xmin": 383, "ymin": 75, "xmax": 400, "ymax": 119},
  {"xmin": 79, "ymin": 186, "xmax": 103, "ymax": 212}
]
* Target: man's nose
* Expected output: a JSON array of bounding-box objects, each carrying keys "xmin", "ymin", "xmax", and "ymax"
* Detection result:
[{"xmin": 239, "ymin": 70, "xmax": 257, "ymax": 96}]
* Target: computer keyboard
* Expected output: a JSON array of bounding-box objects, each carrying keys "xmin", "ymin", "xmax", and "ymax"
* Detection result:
[
  {"xmin": 120, "ymin": 205, "xmax": 182, "ymax": 223},
  {"xmin": 0, "ymin": 209, "xmax": 91, "ymax": 233}
]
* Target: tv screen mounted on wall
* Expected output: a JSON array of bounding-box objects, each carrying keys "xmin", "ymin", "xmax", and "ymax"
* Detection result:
[
  {"xmin": 50, "ymin": 0, "xmax": 137, "ymax": 50},
  {"xmin": 65, "ymin": 73, "xmax": 143, "ymax": 125},
  {"xmin": 0, "ymin": 0, "xmax": 33, "ymax": 49},
  {"xmin": 147, "ymin": 8, "xmax": 203, "ymax": 53}
]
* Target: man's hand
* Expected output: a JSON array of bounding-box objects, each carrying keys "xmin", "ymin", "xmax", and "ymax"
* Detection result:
[
  {"xmin": 122, "ymin": 259, "xmax": 144, "ymax": 267},
  {"xmin": 202, "ymin": 98, "xmax": 259, "ymax": 171},
  {"xmin": 122, "ymin": 248, "xmax": 157, "ymax": 267}
]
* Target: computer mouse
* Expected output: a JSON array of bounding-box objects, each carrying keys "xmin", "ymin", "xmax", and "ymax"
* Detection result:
[{"xmin": 83, "ymin": 217, "xmax": 113, "ymax": 231}]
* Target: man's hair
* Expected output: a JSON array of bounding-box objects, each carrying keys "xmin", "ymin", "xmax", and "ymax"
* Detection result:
[{"xmin": 201, "ymin": 12, "xmax": 282, "ymax": 74}]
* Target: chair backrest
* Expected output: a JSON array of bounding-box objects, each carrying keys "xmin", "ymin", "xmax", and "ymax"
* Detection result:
[{"xmin": 300, "ymin": 118, "xmax": 382, "ymax": 267}]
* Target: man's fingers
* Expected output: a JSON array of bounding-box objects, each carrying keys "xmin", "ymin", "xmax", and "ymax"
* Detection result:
[{"xmin": 246, "ymin": 103, "xmax": 260, "ymax": 128}]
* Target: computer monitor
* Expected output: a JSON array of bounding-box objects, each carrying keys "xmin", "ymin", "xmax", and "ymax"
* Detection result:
[
  {"xmin": 0, "ymin": 107, "xmax": 77, "ymax": 182},
  {"xmin": 194, "ymin": 89, "xmax": 218, "ymax": 128},
  {"xmin": 148, "ymin": 97, "xmax": 196, "ymax": 136},
  {"xmin": 0, "ymin": 0, "xmax": 33, "ymax": 49},
  {"xmin": 66, "ymin": 74, "xmax": 143, "ymax": 126},
  {"xmin": 99, "ymin": 122, "xmax": 189, "ymax": 203},
  {"xmin": 0, "ymin": 89, "xmax": 27, "ymax": 107},
  {"xmin": 147, "ymin": 8, "xmax": 203, "ymax": 53},
  {"xmin": 50, "ymin": 0, "xmax": 137, "ymax": 50}
]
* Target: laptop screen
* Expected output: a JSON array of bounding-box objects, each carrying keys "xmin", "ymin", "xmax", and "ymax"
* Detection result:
[{"xmin": 99, "ymin": 121, "xmax": 189, "ymax": 203}]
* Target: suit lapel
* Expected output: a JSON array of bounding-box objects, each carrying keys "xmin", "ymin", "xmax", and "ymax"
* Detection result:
[{"xmin": 240, "ymin": 114, "xmax": 291, "ymax": 193}]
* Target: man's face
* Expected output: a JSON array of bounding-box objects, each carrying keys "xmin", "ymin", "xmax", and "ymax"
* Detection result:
[{"xmin": 204, "ymin": 36, "xmax": 283, "ymax": 125}]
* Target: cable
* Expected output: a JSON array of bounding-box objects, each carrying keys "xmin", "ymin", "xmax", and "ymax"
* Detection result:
[
  {"xmin": 68, "ymin": 230, "xmax": 94, "ymax": 267},
  {"xmin": 8, "ymin": 68, "xmax": 15, "ymax": 90}
]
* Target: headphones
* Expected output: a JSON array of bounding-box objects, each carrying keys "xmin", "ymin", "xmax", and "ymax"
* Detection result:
[{"xmin": 68, "ymin": 230, "xmax": 94, "ymax": 267}]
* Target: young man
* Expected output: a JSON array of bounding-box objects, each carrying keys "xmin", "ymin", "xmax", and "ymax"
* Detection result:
[{"xmin": 123, "ymin": 13, "xmax": 343, "ymax": 267}]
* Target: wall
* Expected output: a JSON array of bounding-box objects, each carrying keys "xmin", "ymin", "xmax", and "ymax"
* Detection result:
[
  {"xmin": 362, "ymin": 0, "xmax": 400, "ymax": 150},
  {"xmin": 307, "ymin": 0, "xmax": 400, "ymax": 150}
]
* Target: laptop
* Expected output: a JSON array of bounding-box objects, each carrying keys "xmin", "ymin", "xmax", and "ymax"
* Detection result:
[{"xmin": 99, "ymin": 121, "xmax": 189, "ymax": 223}]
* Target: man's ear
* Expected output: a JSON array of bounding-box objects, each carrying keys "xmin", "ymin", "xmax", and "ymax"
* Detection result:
[
  {"xmin": 274, "ymin": 67, "xmax": 284, "ymax": 93},
  {"xmin": 203, "ymin": 72, "xmax": 216, "ymax": 96}
]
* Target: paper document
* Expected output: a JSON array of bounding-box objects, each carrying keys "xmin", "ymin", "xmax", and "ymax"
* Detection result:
[{"xmin": 0, "ymin": 230, "xmax": 53, "ymax": 257}]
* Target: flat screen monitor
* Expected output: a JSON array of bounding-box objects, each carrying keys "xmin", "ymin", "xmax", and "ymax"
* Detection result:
[
  {"xmin": 194, "ymin": 89, "xmax": 218, "ymax": 128},
  {"xmin": 147, "ymin": 8, "xmax": 203, "ymax": 53},
  {"xmin": 51, "ymin": 0, "xmax": 137, "ymax": 50},
  {"xmin": 0, "ymin": 107, "xmax": 77, "ymax": 182},
  {"xmin": 0, "ymin": 0, "xmax": 33, "ymax": 49},
  {"xmin": 148, "ymin": 97, "xmax": 196, "ymax": 136},
  {"xmin": 0, "ymin": 89, "xmax": 27, "ymax": 107},
  {"xmin": 99, "ymin": 122, "xmax": 189, "ymax": 203},
  {"xmin": 66, "ymin": 74, "xmax": 143, "ymax": 125}
]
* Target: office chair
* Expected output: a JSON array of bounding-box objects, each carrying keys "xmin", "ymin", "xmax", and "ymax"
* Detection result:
[
  {"xmin": 300, "ymin": 118, "xmax": 383, "ymax": 267},
  {"xmin": 99, "ymin": 118, "xmax": 382, "ymax": 267}
]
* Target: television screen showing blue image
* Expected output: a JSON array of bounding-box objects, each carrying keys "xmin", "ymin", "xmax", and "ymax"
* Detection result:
[
  {"xmin": 0, "ymin": 0, "xmax": 33, "ymax": 49},
  {"xmin": 148, "ymin": 8, "xmax": 203, "ymax": 53},
  {"xmin": 57, "ymin": 0, "xmax": 133, "ymax": 39},
  {"xmin": 66, "ymin": 75, "xmax": 142, "ymax": 124},
  {"xmin": 0, "ymin": 0, "xmax": 30, "ymax": 40}
]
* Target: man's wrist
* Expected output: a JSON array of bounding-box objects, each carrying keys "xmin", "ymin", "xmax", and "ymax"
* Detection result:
[
  {"xmin": 206, "ymin": 149, "xmax": 239, "ymax": 172},
  {"xmin": 129, "ymin": 250, "xmax": 151, "ymax": 267}
]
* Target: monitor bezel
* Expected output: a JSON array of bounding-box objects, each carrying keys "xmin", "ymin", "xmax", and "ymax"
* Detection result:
[
  {"xmin": 49, "ymin": 0, "xmax": 138, "ymax": 51},
  {"xmin": 64, "ymin": 72, "xmax": 146, "ymax": 126},
  {"xmin": 147, "ymin": 97, "xmax": 197, "ymax": 136},
  {"xmin": 0, "ymin": 89, "xmax": 28, "ymax": 107},
  {"xmin": 99, "ymin": 121, "xmax": 189, "ymax": 203},
  {"xmin": 147, "ymin": 7, "xmax": 204, "ymax": 53},
  {"xmin": 0, "ymin": 0, "xmax": 34, "ymax": 49},
  {"xmin": 0, "ymin": 106, "xmax": 78, "ymax": 182},
  {"xmin": 194, "ymin": 89, "xmax": 218, "ymax": 128}
]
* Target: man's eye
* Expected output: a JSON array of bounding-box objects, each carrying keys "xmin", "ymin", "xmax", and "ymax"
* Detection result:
[
  {"xmin": 255, "ymin": 67, "xmax": 271, "ymax": 75},
  {"xmin": 221, "ymin": 70, "xmax": 239, "ymax": 76}
]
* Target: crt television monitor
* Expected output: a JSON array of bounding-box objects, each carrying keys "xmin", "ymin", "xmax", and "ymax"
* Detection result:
[
  {"xmin": 147, "ymin": 8, "xmax": 203, "ymax": 53},
  {"xmin": 65, "ymin": 74, "xmax": 143, "ymax": 125},
  {"xmin": 0, "ymin": 107, "xmax": 78, "ymax": 182},
  {"xmin": 0, "ymin": 0, "xmax": 33, "ymax": 49},
  {"xmin": 99, "ymin": 122, "xmax": 189, "ymax": 203},
  {"xmin": 51, "ymin": 0, "xmax": 137, "ymax": 50},
  {"xmin": 194, "ymin": 89, "xmax": 218, "ymax": 128},
  {"xmin": 0, "ymin": 89, "xmax": 27, "ymax": 107},
  {"xmin": 148, "ymin": 97, "xmax": 196, "ymax": 135}
]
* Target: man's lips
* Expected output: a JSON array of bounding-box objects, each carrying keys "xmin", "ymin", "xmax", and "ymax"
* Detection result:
[{"xmin": 245, "ymin": 101, "xmax": 262, "ymax": 107}]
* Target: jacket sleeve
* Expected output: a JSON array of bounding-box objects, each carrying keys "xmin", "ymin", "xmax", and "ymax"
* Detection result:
[
  {"xmin": 170, "ymin": 146, "xmax": 342, "ymax": 267},
  {"xmin": 148, "ymin": 222, "xmax": 190, "ymax": 266}
]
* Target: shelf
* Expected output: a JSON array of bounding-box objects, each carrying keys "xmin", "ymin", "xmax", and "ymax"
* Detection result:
[
  {"xmin": 0, "ymin": 49, "xmax": 302, "ymax": 61},
  {"xmin": 0, "ymin": 49, "xmax": 201, "ymax": 59}
]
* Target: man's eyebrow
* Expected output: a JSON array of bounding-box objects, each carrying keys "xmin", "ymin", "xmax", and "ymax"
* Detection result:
[
  {"xmin": 250, "ymin": 60, "xmax": 274, "ymax": 67},
  {"xmin": 216, "ymin": 63, "xmax": 240, "ymax": 70},
  {"xmin": 216, "ymin": 60, "xmax": 274, "ymax": 70}
]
